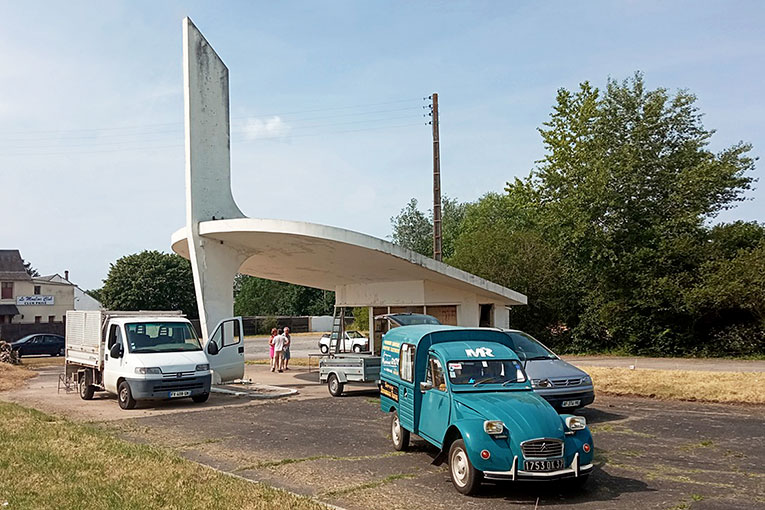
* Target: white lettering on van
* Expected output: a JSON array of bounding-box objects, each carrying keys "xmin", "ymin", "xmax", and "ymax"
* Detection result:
[{"xmin": 465, "ymin": 347, "xmax": 494, "ymax": 358}]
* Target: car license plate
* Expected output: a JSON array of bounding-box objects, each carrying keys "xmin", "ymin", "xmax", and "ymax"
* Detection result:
[
  {"xmin": 562, "ymin": 399, "xmax": 581, "ymax": 407},
  {"xmin": 524, "ymin": 459, "xmax": 564, "ymax": 472},
  {"xmin": 168, "ymin": 390, "xmax": 191, "ymax": 398}
]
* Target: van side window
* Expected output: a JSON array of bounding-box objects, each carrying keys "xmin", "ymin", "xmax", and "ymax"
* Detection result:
[
  {"xmin": 426, "ymin": 356, "xmax": 446, "ymax": 391},
  {"xmin": 107, "ymin": 325, "xmax": 123, "ymax": 349},
  {"xmin": 399, "ymin": 343, "xmax": 415, "ymax": 382}
]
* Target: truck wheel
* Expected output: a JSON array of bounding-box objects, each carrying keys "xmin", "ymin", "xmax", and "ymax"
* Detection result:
[
  {"xmin": 327, "ymin": 373, "xmax": 344, "ymax": 397},
  {"xmin": 391, "ymin": 411, "xmax": 410, "ymax": 451},
  {"xmin": 192, "ymin": 392, "xmax": 210, "ymax": 403},
  {"xmin": 118, "ymin": 381, "xmax": 137, "ymax": 410},
  {"xmin": 320, "ymin": 344, "xmax": 329, "ymax": 354},
  {"xmin": 449, "ymin": 439, "xmax": 482, "ymax": 495},
  {"xmin": 78, "ymin": 374, "xmax": 95, "ymax": 400},
  {"xmin": 353, "ymin": 345, "xmax": 362, "ymax": 353}
]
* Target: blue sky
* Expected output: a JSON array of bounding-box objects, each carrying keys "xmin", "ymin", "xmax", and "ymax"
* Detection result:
[{"xmin": 1, "ymin": 1, "xmax": 763, "ymax": 289}]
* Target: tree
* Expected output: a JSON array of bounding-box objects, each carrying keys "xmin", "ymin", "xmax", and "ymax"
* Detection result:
[
  {"xmin": 23, "ymin": 260, "xmax": 39, "ymax": 277},
  {"xmin": 391, "ymin": 196, "xmax": 467, "ymax": 259},
  {"xmin": 234, "ymin": 275, "xmax": 334, "ymax": 316},
  {"xmin": 100, "ymin": 251, "xmax": 198, "ymax": 318}
]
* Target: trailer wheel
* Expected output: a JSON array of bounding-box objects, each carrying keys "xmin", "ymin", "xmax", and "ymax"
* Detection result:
[
  {"xmin": 327, "ymin": 373, "xmax": 344, "ymax": 397},
  {"xmin": 78, "ymin": 373, "xmax": 94, "ymax": 401},
  {"xmin": 449, "ymin": 439, "xmax": 483, "ymax": 495},
  {"xmin": 391, "ymin": 411, "xmax": 410, "ymax": 451},
  {"xmin": 192, "ymin": 392, "xmax": 210, "ymax": 403},
  {"xmin": 118, "ymin": 381, "xmax": 136, "ymax": 410}
]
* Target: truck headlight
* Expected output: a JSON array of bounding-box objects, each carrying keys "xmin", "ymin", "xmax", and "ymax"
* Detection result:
[
  {"xmin": 483, "ymin": 420, "xmax": 505, "ymax": 435},
  {"xmin": 565, "ymin": 416, "xmax": 587, "ymax": 431},
  {"xmin": 135, "ymin": 367, "xmax": 162, "ymax": 375},
  {"xmin": 196, "ymin": 364, "xmax": 210, "ymax": 372}
]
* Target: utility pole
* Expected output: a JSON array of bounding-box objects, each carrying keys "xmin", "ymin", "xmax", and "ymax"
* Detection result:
[{"xmin": 430, "ymin": 93, "xmax": 442, "ymax": 262}]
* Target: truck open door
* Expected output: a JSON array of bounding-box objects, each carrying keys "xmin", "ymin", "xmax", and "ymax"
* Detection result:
[{"xmin": 206, "ymin": 317, "xmax": 245, "ymax": 384}]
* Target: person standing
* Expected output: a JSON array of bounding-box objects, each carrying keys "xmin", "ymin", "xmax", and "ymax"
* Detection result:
[
  {"xmin": 268, "ymin": 328, "xmax": 278, "ymax": 372},
  {"xmin": 272, "ymin": 329, "xmax": 286, "ymax": 373},
  {"xmin": 282, "ymin": 326, "xmax": 292, "ymax": 371}
]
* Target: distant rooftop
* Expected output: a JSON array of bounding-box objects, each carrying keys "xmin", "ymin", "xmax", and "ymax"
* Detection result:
[{"xmin": 0, "ymin": 250, "xmax": 31, "ymax": 281}]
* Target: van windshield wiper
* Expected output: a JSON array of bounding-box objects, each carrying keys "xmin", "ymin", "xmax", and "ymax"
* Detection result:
[
  {"xmin": 524, "ymin": 355, "xmax": 553, "ymax": 361},
  {"xmin": 473, "ymin": 377, "xmax": 502, "ymax": 386}
]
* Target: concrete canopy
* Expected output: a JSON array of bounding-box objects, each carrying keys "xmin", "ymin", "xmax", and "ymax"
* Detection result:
[{"xmin": 171, "ymin": 219, "xmax": 527, "ymax": 308}]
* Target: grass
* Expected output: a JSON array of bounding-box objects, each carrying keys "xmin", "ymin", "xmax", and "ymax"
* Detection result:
[
  {"xmin": 583, "ymin": 366, "xmax": 765, "ymax": 404},
  {"xmin": 0, "ymin": 363, "xmax": 36, "ymax": 392},
  {"xmin": 0, "ymin": 401, "xmax": 326, "ymax": 510},
  {"xmin": 18, "ymin": 355, "xmax": 64, "ymax": 367}
]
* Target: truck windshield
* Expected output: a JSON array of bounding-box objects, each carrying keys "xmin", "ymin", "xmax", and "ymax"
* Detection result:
[
  {"xmin": 447, "ymin": 359, "xmax": 527, "ymax": 386},
  {"xmin": 125, "ymin": 322, "xmax": 202, "ymax": 353}
]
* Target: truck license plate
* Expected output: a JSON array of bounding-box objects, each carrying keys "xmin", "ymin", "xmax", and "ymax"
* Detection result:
[
  {"xmin": 562, "ymin": 399, "xmax": 581, "ymax": 407},
  {"xmin": 169, "ymin": 390, "xmax": 191, "ymax": 398},
  {"xmin": 524, "ymin": 459, "xmax": 564, "ymax": 472}
]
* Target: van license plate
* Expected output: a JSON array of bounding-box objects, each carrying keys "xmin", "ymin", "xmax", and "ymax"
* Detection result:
[
  {"xmin": 562, "ymin": 399, "xmax": 581, "ymax": 407},
  {"xmin": 524, "ymin": 459, "xmax": 564, "ymax": 472},
  {"xmin": 169, "ymin": 390, "xmax": 191, "ymax": 398}
]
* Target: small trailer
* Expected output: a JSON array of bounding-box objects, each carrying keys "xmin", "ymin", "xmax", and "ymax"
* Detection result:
[{"xmin": 319, "ymin": 354, "xmax": 381, "ymax": 396}]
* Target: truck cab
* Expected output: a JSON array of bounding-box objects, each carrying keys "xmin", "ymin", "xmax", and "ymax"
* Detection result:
[{"xmin": 379, "ymin": 325, "xmax": 593, "ymax": 495}]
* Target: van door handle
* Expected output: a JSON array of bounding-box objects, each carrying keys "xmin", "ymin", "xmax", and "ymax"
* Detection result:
[{"xmin": 238, "ymin": 346, "xmax": 244, "ymax": 353}]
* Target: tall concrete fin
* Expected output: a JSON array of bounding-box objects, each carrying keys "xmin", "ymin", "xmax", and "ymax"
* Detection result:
[{"xmin": 183, "ymin": 17, "xmax": 246, "ymax": 351}]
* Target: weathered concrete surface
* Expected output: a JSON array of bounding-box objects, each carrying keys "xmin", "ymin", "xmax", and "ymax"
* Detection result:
[{"xmin": 115, "ymin": 392, "xmax": 765, "ymax": 510}]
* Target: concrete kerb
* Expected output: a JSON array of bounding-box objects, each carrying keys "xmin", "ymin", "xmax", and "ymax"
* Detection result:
[{"xmin": 211, "ymin": 382, "xmax": 298, "ymax": 399}]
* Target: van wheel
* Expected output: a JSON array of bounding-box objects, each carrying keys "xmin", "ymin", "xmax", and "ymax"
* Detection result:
[
  {"xmin": 327, "ymin": 374, "xmax": 344, "ymax": 397},
  {"xmin": 192, "ymin": 393, "xmax": 210, "ymax": 403},
  {"xmin": 449, "ymin": 439, "xmax": 482, "ymax": 495},
  {"xmin": 320, "ymin": 344, "xmax": 329, "ymax": 354},
  {"xmin": 78, "ymin": 374, "xmax": 94, "ymax": 400},
  {"xmin": 118, "ymin": 381, "xmax": 136, "ymax": 410},
  {"xmin": 391, "ymin": 411, "xmax": 410, "ymax": 451}
]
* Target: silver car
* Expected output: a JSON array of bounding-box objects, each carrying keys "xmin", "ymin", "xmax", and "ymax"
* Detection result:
[{"xmin": 502, "ymin": 329, "xmax": 595, "ymax": 411}]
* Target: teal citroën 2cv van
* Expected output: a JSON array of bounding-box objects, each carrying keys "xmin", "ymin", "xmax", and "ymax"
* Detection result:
[{"xmin": 379, "ymin": 325, "xmax": 594, "ymax": 495}]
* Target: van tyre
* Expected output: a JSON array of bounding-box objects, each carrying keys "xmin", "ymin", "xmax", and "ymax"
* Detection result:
[
  {"xmin": 78, "ymin": 374, "xmax": 94, "ymax": 401},
  {"xmin": 327, "ymin": 373, "xmax": 344, "ymax": 397},
  {"xmin": 118, "ymin": 381, "xmax": 136, "ymax": 410},
  {"xmin": 391, "ymin": 411, "xmax": 410, "ymax": 451},
  {"xmin": 192, "ymin": 392, "xmax": 210, "ymax": 403},
  {"xmin": 449, "ymin": 439, "xmax": 482, "ymax": 495}
]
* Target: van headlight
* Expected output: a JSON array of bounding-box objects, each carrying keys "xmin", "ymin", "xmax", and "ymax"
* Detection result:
[
  {"xmin": 135, "ymin": 367, "xmax": 162, "ymax": 375},
  {"xmin": 196, "ymin": 364, "xmax": 210, "ymax": 372},
  {"xmin": 483, "ymin": 420, "xmax": 505, "ymax": 435},
  {"xmin": 580, "ymin": 375, "xmax": 592, "ymax": 385},
  {"xmin": 531, "ymin": 379, "xmax": 552, "ymax": 388},
  {"xmin": 565, "ymin": 416, "xmax": 587, "ymax": 431}
]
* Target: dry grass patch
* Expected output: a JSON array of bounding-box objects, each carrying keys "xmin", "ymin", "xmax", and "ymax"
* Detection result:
[
  {"xmin": 584, "ymin": 366, "xmax": 764, "ymax": 404},
  {"xmin": 0, "ymin": 363, "xmax": 36, "ymax": 392},
  {"xmin": 0, "ymin": 402, "xmax": 326, "ymax": 510}
]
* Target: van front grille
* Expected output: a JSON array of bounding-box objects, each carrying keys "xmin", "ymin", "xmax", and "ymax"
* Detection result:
[
  {"xmin": 521, "ymin": 439, "xmax": 564, "ymax": 459},
  {"xmin": 153, "ymin": 378, "xmax": 205, "ymax": 392}
]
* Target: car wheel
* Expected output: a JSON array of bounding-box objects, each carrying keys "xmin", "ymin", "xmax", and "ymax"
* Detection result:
[
  {"xmin": 352, "ymin": 344, "xmax": 362, "ymax": 353},
  {"xmin": 320, "ymin": 344, "xmax": 329, "ymax": 354},
  {"xmin": 118, "ymin": 381, "xmax": 136, "ymax": 410},
  {"xmin": 192, "ymin": 392, "xmax": 210, "ymax": 403},
  {"xmin": 58, "ymin": 347, "xmax": 65, "ymax": 356},
  {"xmin": 449, "ymin": 439, "xmax": 482, "ymax": 495},
  {"xmin": 327, "ymin": 373, "xmax": 344, "ymax": 397},
  {"xmin": 391, "ymin": 411, "xmax": 410, "ymax": 451},
  {"xmin": 78, "ymin": 374, "xmax": 95, "ymax": 401}
]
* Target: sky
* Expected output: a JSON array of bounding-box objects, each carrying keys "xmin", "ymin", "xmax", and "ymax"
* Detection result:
[{"xmin": 1, "ymin": 1, "xmax": 763, "ymax": 290}]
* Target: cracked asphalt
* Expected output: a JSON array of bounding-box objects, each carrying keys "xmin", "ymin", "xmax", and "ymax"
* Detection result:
[{"xmin": 115, "ymin": 387, "xmax": 765, "ymax": 510}]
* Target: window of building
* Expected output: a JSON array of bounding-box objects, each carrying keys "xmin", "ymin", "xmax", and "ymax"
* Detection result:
[
  {"xmin": 399, "ymin": 343, "xmax": 415, "ymax": 382},
  {"xmin": 48, "ymin": 315, "xmax": 55, "ymax": 323},
  {"xmin": 1, "ymin": 282, "xmax": 13, "ymax": 299},
  {"xmin": 34, "ymin": 316, "xmax": 42, "ymax": 323},
  {"xmin": 34, "ymin": 285, "xmax": 41, "ymax": 295}
]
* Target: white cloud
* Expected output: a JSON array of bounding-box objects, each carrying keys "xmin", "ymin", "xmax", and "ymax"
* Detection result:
[{"xmin": 243, "ymin": 116, "xmax": 290, "ymax": 140}]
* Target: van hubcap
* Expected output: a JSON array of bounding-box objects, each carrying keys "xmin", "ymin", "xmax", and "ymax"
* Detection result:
[
  {"xmin": 392, "ymin": 416, "xmax": 400, "ymax": 444},
  {"xmin": 120, "ymin": 388, "xmax": 127, "ymax": 402},
  {"xmin": 451, "ymin": 449, "xmax": 469, "ymax": 487}
]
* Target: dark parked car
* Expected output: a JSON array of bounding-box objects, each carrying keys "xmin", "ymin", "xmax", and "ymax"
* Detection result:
[{"xmin": 10, "ymin": 334, "xmax": 65, "ymax": 357}]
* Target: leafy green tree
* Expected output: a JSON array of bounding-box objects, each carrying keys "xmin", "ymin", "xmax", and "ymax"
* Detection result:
[
  {"xmin": 391, "ymin": 196, "xmax": 467, "ymax": 258},
  {"xmin": 100, "ymin": 251, "xmax": 198, "ymax": 318},
  {"xmin": 234, "ymin": 275, "xmax": 334, "ymax": 316}
]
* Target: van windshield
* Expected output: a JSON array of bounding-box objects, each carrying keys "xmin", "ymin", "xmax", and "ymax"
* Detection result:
[
  {"xmin": 447, "ymin": 359, "xmax": 527, "ymax": 386},
  {"xmin": 125, "ymin": 322, "xmax": 202, "ymax": 353}
]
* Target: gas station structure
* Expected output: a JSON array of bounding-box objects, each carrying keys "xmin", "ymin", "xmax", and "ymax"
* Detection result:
[{"xmin": 171, "ymin": 18, "xmax": 526, "ymax": 353}]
